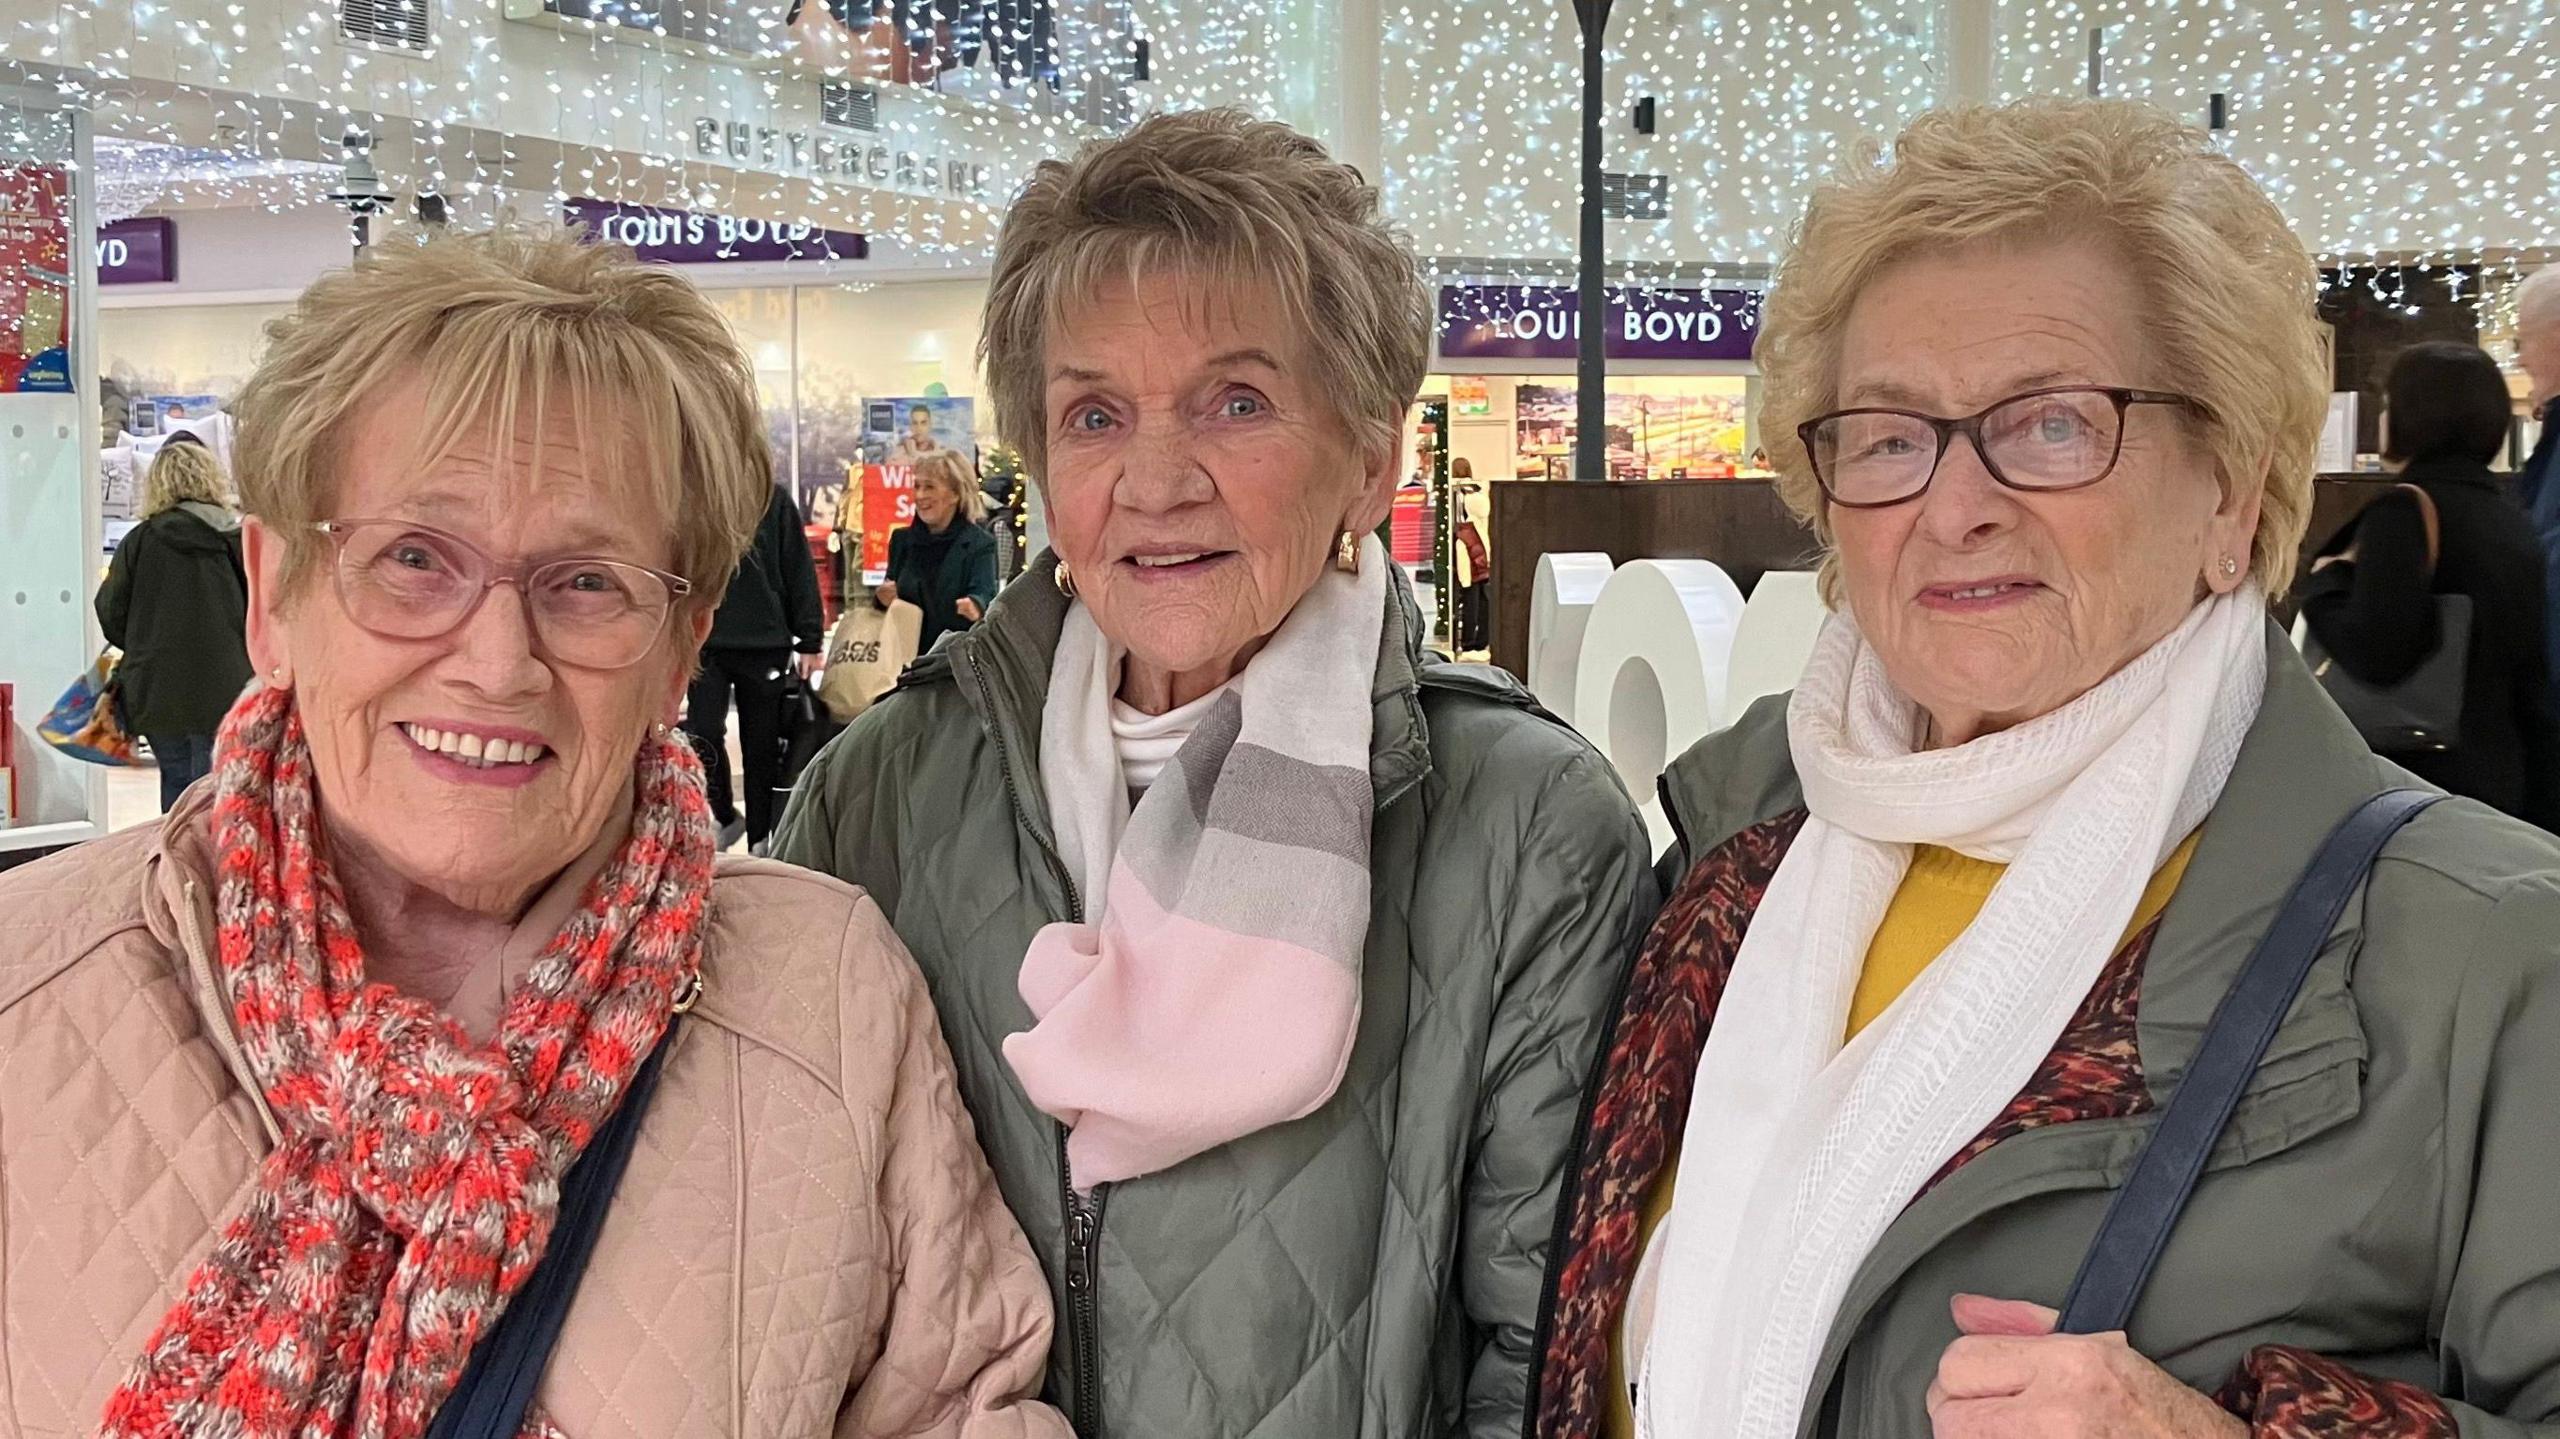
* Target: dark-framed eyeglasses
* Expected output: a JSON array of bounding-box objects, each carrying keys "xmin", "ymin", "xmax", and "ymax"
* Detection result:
[
  {"xmin": 312, "ymin": 519, "xmax": 693, "ymax": 672},
  {"xmin": 1799, "ymin": 385, "xmax": 2202, "ymax": 510}
]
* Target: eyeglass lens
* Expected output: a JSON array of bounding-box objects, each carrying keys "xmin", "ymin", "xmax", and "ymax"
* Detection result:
[
  {"xmin": 331, "ymin": 523, "xmax": 676, "ymax": 669},
  {"xmin": 1813, "ymin": 389, "xmax": 2127, "ymax": 505}
]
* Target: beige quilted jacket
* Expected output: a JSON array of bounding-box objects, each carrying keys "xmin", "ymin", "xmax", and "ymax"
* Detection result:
[{"xmin": 0, "ymin": 799, "xmax": 1070, "ymax": 1439}]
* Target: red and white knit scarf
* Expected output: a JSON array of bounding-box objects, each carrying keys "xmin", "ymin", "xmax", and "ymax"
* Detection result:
[{"xmin": 98, "ymin": 683, "xmax": 714, "ymax": 1439}]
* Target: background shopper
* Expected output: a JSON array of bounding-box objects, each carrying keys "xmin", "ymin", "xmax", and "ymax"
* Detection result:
[
  {"xmin": 1450, "ymin": 456, "xmax": 1492, "ymax": 653},
  {"xmin": 683, "ymin": 480, "xmax": 825, "ymax": 850},
  {"xmin": 95, "ymin": 433, "xmax": 252, "ymax": 809},
  {"xmin": 2514, "ymin": 267, "xmax": 2560, "ymax": 684},
  {"xmin": 2301, "ymin": 341, "xmax": 2560, "ymax": 829},
  {"xmin": 877, "ymin": 448, "xmax": 999, "ymax": 654}
]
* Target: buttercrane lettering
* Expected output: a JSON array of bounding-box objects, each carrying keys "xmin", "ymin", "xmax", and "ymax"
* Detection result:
[{"xmin": 690, "ymin": 116, "xmax": 993, "ymax": 201}]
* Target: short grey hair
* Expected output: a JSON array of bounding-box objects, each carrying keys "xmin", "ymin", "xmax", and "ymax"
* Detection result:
[
  {"xmin": 2518, "ymin": 266, "xmax": 2560, "ymax": 334},
  {"xmin": 978, "ymin": 108, "xmax": 1431, "ymax": 483}
]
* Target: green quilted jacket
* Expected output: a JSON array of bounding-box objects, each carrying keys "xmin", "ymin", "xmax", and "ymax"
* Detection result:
[{"xmin": 773, "ymin": 555, "xmax": 1657, "ymax": 1439}]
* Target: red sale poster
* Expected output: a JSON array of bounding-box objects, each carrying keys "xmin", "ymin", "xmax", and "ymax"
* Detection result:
[
  {"xmin": 1390, "ymin": 488, "xmax": 1432, "ymax": 567},
  {"xmin": 0, "ymin": 166, "xmax": 72, "ymax": 394},
  {"xmin": 860, "ymin": 461, "xmax": 916, "ymax": 582}
]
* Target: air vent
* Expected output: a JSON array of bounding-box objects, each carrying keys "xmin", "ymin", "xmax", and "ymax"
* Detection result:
[
  {"xmin": 340, "ymin": 0, "xmax": 432, "ymax": 52},
  {"xmin": 820, "ymin": 81, "xmax": 879, "ymax": 133},
  {"xmin": 1601, "ymin": 172, "xmax": 1670, "ymax": 220}
]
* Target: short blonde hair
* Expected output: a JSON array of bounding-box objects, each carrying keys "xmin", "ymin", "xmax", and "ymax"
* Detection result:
[
  {"xmin": 1760, "ymin": 99, "xmax": 2329, "ymax": 596},
  {"xmin": 232, "ymin": 227, "xmax": 771, "ymax": 606},
  {"xmin": 980, "ymin": 108, "xmax": 1430, "ymax": 482},
  {"xmin": 911, "ymin": 449, "xmax": 988, "ymax": 526},
  {"xmin": 140, "ymin": 442, "xmax": 229, "ymax": 519}
]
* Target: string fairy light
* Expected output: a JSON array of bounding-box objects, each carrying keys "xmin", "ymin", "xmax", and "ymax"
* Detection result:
[
  {"xmin": 1384, "ymin": 0, "xmax": 2550, "ymax": 329},
  {"xmin": 6, "ymin": 1, "xmax": 2548, "ymax": 312},
  {"xmin": 2, "ymin": 0, "xmax": 1327, "ymax": 267}
]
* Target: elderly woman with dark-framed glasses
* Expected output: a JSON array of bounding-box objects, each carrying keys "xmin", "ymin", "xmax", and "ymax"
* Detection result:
[{"xmin": 1530, "ymin": 98, "xmax": 2560, "ymax": 1439}]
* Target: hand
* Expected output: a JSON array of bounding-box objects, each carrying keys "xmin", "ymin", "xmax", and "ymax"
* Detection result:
[
  {"xmin": 955, "ymin": 596, "xmax": 984, "ymax": 622},
  {"xmin": 874, "ymin": 582, "xmax": 898, "ymax": 609},
  {"xmin": 796, "ymin": 652, "xmax": 823, "ymax": 680},
  {"xmin": 1928, "ymin": 1296, "xmax": 2246, "ymax": 1439}
]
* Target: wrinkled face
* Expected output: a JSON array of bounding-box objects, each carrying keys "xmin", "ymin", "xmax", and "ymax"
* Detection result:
[
  {"xmin": 913, "ymin": 470, "xmax": 961, "ymax": 530},
  {"xmin": 1040, "ymin": 271, "xmax": 1395, "ymax": 679},
  {"xmin": 245, "ymin": 372, "xmax": 708, "ymax": 916},
  {"xmin": 1826, "ymin": 239, "xmax": 2262, "ymax": 743}
]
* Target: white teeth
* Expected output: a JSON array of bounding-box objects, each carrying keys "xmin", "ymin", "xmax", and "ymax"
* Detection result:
[
  {"xmin": 1134, "ymin": 552, "xmax": 1208, "ymax": 568},
  {"xmin": 402, "ymin": 723, "xmax": 547, "ymax": 767}
]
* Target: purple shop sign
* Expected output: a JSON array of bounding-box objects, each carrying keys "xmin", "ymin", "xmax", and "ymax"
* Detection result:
[
  {"xmin": 564, "ymin": 198, "xmax": 868, "ymax": 265},
  {"xmin": 96, "ymin": 218, "xmax": 176, "ymax": 285},
  {"xmin": 1436, "ymin": 285, "xmax": 1761, "ymax": 363}
]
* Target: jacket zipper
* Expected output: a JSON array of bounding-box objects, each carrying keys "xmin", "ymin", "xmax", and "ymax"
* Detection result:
[
  {"xmin": 964, "ymin": 653, "xmax": 1108, "ymax": 1437},
  {"xmin": 174, "ymin": 878, "xmax": 283, "ymax": 1145},
  {"xmin": 1058, "ymin": 1130, "xmax": 1109, "ymax": 1437},
  {"xmin": 1516, "ymin": 857, "xmax": 1652, "ymax": 1439}
]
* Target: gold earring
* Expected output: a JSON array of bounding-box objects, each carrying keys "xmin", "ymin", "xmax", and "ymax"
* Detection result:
[
  {"xmin": 1053, "ymin": 559, "xmax": 1079, "ymax": 599},
  {"xmin": 1334, "ymin": 531, "xmax": 1362, "ymax": 575}
]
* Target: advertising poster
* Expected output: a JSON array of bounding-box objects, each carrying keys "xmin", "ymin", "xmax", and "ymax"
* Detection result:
[
  {"xmin": 0, "ymin": 165, "xmax": 73, "ymax": 394},
  {"xmin": 865, "ymin": 395, "xmax": 976, "ymax": 466},
  {"xmin": 1450, "ymin": 376, "xmax": 1491, "ymax": 419},
  {"xmin": 855, "ymin": 461, "xmax": 916, "ymax": 584},
  {"xmin": 1514, "ymin": 382, "xmax": 1749, "ymax": 481}
]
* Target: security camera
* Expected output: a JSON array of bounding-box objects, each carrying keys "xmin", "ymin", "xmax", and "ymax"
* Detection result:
[{"xmin": 327, "ymin": 130, "xmax": 399, "ymax": 217}]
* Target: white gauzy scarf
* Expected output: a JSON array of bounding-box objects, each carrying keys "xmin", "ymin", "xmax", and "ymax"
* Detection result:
[{"xmin": 1636, "ymin": 587, "xmax": 2269, "ymax": 1438}]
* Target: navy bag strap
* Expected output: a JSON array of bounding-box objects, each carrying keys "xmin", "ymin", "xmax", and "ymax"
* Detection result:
[
  {"xmin": 2055, "ymin": 788, "xmax": 2441, "ymax": 1336},
  {"xmin": 424, "ymin": 1021, "xmax": 681, "ymax": 1439}
]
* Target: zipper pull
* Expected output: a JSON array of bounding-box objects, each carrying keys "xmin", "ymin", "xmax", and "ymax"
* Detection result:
[{"xmin": 1064, "ymin": 1199, "xmax": 1097, "ymax": 1290}]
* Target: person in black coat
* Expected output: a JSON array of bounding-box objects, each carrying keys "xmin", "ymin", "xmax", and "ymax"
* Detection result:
[
  {"xmin": 2301, "ymin": 341, "xmax": 2560, "ymax": 829},
  {"xmin": 682, "ymin": 483, "xmax": 824, "ymax": 849},
  {"xmin": 96, "ymin": 436, "xmax": 253, "ymax": 811},
  {"xmin": 877, "ymin": 449, "xmax": 999, "ymax": 655}
]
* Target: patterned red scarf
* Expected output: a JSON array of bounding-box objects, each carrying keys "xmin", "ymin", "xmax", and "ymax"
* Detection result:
[{"xmin": 98, "ymin": 683, "xmax": 714, "ymax": 1439}]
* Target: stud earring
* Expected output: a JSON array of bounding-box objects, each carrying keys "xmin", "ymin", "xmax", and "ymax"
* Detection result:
[
  {"xmin": 2220, "ymin": 556, "xmax": 2240, "ymax": 579},
  {"xmin": 1053, "ymin": 559, "xmax": 1078, "ymax": 599},
  {"xmin": 1334, "ymin": 531, "xmax": 1362, "ymax": 575}
]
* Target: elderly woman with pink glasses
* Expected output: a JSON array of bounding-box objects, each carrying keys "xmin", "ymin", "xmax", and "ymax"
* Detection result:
[{"xmin": 0, "ymin": 229, "xmax": 1065, "ymax": 1439}]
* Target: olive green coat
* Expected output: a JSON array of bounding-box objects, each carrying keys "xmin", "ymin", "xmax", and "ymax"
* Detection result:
[
  {"xmin": 1641, "ymin": 626, "xmax": 2560, "ymax": 1436},
  {"xmin": 774, "ymin": 558, "xmax": 1657, "ymax": 1439}
]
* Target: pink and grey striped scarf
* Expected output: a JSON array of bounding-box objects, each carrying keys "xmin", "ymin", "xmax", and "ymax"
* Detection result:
[{"xmin": 1006, "ymin": 537, "xmax": 1387, "ymax": 1187}]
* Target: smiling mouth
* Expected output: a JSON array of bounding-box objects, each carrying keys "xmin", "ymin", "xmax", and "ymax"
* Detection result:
[
  {"xmin": 1122, "ymin": 551, "xmax": 1234, "ymax": 573},
  {"xmin": 1920, "ymin": 578, "xmax": 2047, "ymax": 610},
  {"xmin": 399, "ymin": 722, "xmax": 551, "ymax": 770}
]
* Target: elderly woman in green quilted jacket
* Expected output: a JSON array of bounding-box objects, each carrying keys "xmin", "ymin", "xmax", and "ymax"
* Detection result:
[{"xmin": 776, "ymin": 109, "xmax": 1657, "ymax": 1437}]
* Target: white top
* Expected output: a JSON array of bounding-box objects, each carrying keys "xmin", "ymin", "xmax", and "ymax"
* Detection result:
[{"xmin": 1110, "ymin": 680, "xmax": 1237, "ymax": 799}]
